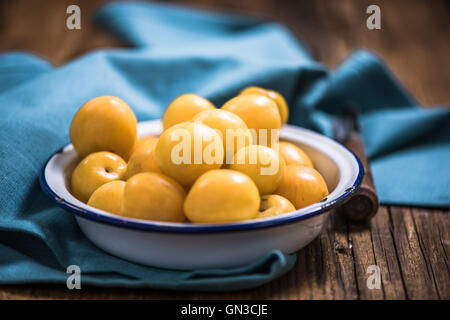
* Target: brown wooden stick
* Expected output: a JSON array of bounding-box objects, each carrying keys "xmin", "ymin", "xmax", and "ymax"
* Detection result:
[{"xmin": 340, "ymin": 132, "xmax": 379, "ymax": 223}]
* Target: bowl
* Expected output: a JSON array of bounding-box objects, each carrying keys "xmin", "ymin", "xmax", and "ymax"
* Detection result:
[{"xmin": 40, "ymin": 120, "xmax": 363, "ymax": 270}]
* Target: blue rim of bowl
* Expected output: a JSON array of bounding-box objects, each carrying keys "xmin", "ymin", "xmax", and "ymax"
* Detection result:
[{"xmin": 39, "ymin": 144, "xmax": 364, "ymax": 234}]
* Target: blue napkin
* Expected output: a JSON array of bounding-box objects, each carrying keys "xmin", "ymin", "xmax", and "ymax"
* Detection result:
[
  {"xmin": 0, "ymin": 52, "xmax": 52, "ymax": 93},
  {"xmin": 0, "ymin": 2, "xmax": 448, "ymax": 290}
]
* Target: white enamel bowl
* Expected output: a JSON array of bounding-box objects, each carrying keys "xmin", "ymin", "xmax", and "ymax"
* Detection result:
[{"xmin": 40, "ymin": 120, "xmax": 363, "ymax": 270}]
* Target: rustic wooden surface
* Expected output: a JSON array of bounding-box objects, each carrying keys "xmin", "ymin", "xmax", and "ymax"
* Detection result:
[{"xmin": 0, "ymin": 0, "xmax": 449, "ymax": 300}]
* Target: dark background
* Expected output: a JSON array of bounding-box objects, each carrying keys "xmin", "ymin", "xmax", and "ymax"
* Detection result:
[
  {"xmin": 0, "ymin": 0, "xmax": 449, "ymax": 299},
  {"xmin": 1, "ymin": 0, "xmax": 449, "ymax": 106}
]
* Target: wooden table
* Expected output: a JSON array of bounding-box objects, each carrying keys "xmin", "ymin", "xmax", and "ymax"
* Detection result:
[{"xmin": 0, "ymin": 0, "xmax": 449, "ymax": 300}]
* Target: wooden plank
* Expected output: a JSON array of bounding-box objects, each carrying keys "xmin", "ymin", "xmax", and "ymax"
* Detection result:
[
  {"xmin": 291, "ymin": 211, "xmax": 358, "ymax": 299},
  {"xmin": 0, "ymin": 0, "xmax": 123, "ymax": 65},
  {"xmin": 411, "ymin": 208, "xmax": 450, "ymax": 299},
  {"xmin": 349, "ymin": 217, "xmax": 385, "ymax": 300},
  {"xmin": 388, "ymin": 206, "xmax": 440, "ymax": 299},
  {"xmin": 369, "ymin": 206, "xmax": 407, "ymax": 299}
]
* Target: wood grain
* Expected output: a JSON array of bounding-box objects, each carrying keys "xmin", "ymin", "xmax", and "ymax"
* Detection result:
[
  {"xmin": 0, "ymin": 0, "xmax": 449, "ymax": 300},
  {"xmin": 369, "ymin": 206, "xmax": 407, "ymax": 299},
  {"xmin": 388, "ymin": 206, "xmax": 440, "ymax": 299}
]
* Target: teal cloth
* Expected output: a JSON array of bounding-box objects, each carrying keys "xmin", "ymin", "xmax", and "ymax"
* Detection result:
[{"xmin": 0, "ymin": 2, "xmax": 448, "ymax": 290}]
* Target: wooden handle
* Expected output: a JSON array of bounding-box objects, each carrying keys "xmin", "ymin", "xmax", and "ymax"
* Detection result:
[{"xmin": 340, "ymin": 132, "xmax": 379, "ymax": 223}]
